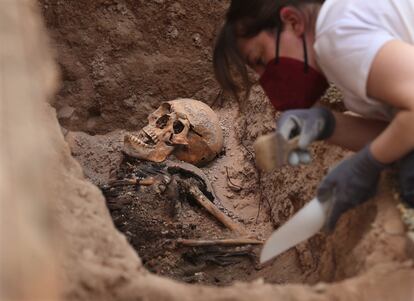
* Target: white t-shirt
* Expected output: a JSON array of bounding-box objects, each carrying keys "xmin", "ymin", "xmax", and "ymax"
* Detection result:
[{"xmin": 314, "ymin": 0, "xmax": 414, "ymax": 121}]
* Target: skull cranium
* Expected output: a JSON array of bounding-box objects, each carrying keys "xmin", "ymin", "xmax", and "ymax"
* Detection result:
[{"xmin": 124, "ymin": 99, "xmax": 223, "ymax": 166}]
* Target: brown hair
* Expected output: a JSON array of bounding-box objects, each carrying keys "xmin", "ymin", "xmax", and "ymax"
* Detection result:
[{"xmin": 213, "ymin": 0, "xmax": 324, "ymax": 101}]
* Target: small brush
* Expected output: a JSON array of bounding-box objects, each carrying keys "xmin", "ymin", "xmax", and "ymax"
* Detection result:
[{"xmin": 253, "ymin": 132, "xmax": 300, "ymax": 172}]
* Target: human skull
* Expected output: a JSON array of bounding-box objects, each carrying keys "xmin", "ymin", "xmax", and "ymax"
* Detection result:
[{"xmin": 124, "ymin": 99, "xmax": 223, "ymax": 166}]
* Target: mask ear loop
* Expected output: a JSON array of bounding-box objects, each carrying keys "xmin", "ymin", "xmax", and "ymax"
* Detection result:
[
  {"xmin": 275, "ymin": 27, "xmax": 309, "ymax": 74},
  {"xmin": 275, "ymin": 26, "xmax": 282, "ymax": 64},
  {"xmin": 302, "ymin": 34, "xmax": 309, "ymax": 73}
]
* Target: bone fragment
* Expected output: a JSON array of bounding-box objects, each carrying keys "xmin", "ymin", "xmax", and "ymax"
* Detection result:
[
  {"xmin": 183, "ymin": 182, "xmax": 247, "ymax": 235},
  {"xmin": 176, "ymin": 238, "xmax": 263, "ymax": 247},
  {"xmin": 139, "ymin": 177, "xmax": 158, "ymax": 186},
  {"xmin": 108, "ymin": 177, "xmax": 157, "ymax": 187}
]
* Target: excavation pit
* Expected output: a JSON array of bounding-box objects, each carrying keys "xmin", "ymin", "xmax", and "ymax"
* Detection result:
[
  {"xmin": 67, "ymin": 101, "xmax": 401, "ymax": 287},
  {"xmin": 8, "ymin": 0, "xmax": 409, "ymax": 299}
]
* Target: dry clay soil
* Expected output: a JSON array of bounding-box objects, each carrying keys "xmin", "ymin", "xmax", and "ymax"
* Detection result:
[{"xmin": 3, "ymin": 0, "xmax": 414, "ymax": 300}]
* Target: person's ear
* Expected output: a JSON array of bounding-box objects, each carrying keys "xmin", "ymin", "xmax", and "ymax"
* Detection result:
[{"xmin": 280, "ymin": 6, "xmax": 305, "ymax": 36}]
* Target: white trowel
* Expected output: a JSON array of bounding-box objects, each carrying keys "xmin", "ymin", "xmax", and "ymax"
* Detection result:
[
  {"xmin": 260, "ymin": 197, "xmax": 330, "ymax": 264},
  {"xmin": 254, "ymin": 132, "xmax": 331, "ymax": 264}
]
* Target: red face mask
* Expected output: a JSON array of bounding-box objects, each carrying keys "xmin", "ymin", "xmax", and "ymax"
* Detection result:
[{"xmin": 259, "ymin": 30, "xmax": 329, "ymax": 111}]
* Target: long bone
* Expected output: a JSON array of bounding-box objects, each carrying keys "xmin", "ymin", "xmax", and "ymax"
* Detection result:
[{"xmin": 180, "ymin": 181, "xmax": 247, "ymax": 236}]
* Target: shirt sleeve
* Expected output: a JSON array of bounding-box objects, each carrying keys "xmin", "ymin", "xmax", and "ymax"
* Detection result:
[{"xmin": 314, "ymin": 21, "xmax": 395, "ymax": 102}]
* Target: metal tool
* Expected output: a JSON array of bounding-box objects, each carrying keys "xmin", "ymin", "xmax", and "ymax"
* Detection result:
[
  {"xmin": 254, "ymin": 132, "xmax": 299, "ymax": 172},
  {"xmin": 260, "ymin": 197, "xmax": 330, "ymax": 264}
]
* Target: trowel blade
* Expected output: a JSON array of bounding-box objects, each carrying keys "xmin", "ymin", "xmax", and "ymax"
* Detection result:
[{"xmin": 260, "ymin": 198, "xmax": 329, "ymax": 264}]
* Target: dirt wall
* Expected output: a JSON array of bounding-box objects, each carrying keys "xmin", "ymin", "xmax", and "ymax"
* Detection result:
[{"xmin": 40, "ymin": 0, "xmax": 227, "ymax": 134}]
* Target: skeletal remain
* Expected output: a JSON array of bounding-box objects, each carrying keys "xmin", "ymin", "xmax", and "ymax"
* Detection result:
[
  {"xmin": 105, "ymin": 159, "xmax": 247, "ymax": 233},
  {"xmin": 182, "ymin": 245, "xmax": 257, "ymax": 267},
  {"xmin": 108, "ymin": 177, "xmax": 158, "ymax": 187},
  {"xmin": 181, "ymin": 181, "xmax": 247, "ymax": 235},
  {"xmin": 165, "ymin": 161, "xmax": 243, "ymax": 221},
  {"xmin": 124, "ymin": 99, "xmax": 224, "ymax": 166},
  {"xmin": 176, "ymin": 238, "xmax": 263, "ymax": 247},
  {"xmin": 109, "ymin": 159, "xmax": 243, "ymax": 221}
]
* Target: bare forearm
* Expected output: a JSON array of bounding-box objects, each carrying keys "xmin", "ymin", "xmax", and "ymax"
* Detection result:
[
  {"xmin": 365, "ymin": 41, "xmax": 414, "ymax": 164},
  {"xmin": 326, "ymin": 111, "xmax": 388, "ymax": 152}
]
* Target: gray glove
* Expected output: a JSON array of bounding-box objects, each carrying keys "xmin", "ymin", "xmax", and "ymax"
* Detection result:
[
  {"xmin": 398, "ymin": 150, "xmax": 414, "ymax": 205},
  {"xmin": 277, "ymin": 107, "xmax": 335, "ymax": 165},
  {"xmin": 317, "ymin": 145, "xmax": 388, "ymax": 231}
]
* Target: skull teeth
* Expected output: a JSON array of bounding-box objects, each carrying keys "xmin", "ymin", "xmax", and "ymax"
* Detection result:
[
  {"xmin": 125, "ymin": 134, "xmax": 155, "ymax": 149},
  {"xmin": 149, "ymin": 132, "xmax": 159, "ymax": 143},
  {"xmin": 142, "ymin": 130, "xmax": 158, "ymax": 145}
]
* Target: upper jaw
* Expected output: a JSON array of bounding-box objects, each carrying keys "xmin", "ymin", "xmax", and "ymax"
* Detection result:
[
  {"xmin": 123, "ymin": 133, "xmax": 173, "ymax": 162},
  {"xmin": 142, "ymin": 128, "xmax": 160, "ymax": 146}
]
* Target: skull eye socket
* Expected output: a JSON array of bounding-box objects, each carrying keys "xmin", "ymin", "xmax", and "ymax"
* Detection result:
[
  {"xmin": 173, "ymin": 120, "xmax": 185, "ymax": 134},
  {"xmin": 156, "ymin": 115, "xmax": 170, "ymax": 129}
]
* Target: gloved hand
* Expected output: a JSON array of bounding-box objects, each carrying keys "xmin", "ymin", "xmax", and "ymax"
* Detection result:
[
  {"xmin": 277, "ymin": 107, "xmax": 335, "ymax": 166},
  {"xmin": 317, "ymin": 145, "xmax": 388, "ymax": 231},
  {"xmin": 398, "ymin": 150, "xmax": 414, "ymax": 206}
]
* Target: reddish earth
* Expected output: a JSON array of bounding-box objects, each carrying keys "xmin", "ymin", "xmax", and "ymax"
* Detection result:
[{"xmin": 2, "ymin": 1, "xmax": 414, "ymax": 300}]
